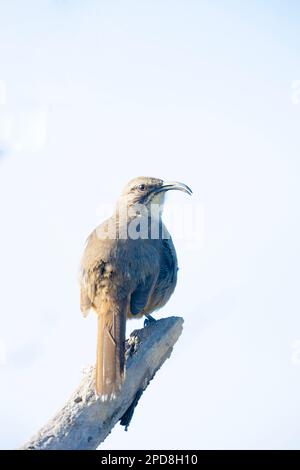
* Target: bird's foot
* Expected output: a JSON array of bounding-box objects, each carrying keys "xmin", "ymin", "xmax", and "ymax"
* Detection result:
[
  {"xmin": 126, "ymin": 333, "xmax": 140, "ymax": 358},
  {"xmin": 144, "ymin": 314, "xmax": 156, "ymax": 327}
]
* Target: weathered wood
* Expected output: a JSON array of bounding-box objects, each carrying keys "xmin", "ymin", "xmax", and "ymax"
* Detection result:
[{"xmin": 21, "ymin": 316, "xmax": 184, "ymax": 450}]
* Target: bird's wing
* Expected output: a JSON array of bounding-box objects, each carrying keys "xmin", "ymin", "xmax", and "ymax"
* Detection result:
[
  {"xmin": 159, "ymin": 236, "xmax": 178, "ymax": 283},
  {"xmin": 130, "ymin": 273, "xmax": 158, "ymax": 315},
  {"xmin": 79, "ymin": 225, "xmax": 110, "ymax": 316}
]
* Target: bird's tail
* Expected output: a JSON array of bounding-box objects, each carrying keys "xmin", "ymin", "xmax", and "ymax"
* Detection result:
[{"xmin": 96, "ymin": 298, "xmax": 127, "ymax": 400}]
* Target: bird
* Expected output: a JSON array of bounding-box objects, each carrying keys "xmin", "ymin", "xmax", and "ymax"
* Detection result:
[{"xmin": 79, "ymin": 176, "xmax": 192, "ymax": 400}]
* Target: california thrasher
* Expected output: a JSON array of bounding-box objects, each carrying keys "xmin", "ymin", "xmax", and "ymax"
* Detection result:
[{"xmin": 79, "ymin": 177, "xmax": 192, "ymax": 400}]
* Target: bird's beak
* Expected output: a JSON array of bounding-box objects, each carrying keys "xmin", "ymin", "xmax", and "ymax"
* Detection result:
[{"xmin": 154, "ymin": 181, "xmax": 193, "ymax": 196}]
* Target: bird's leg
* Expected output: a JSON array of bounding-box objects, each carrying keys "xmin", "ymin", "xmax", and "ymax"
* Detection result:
[{"xmin": 144, "ymin": 314, "xmax": 156, "ymax": 327}]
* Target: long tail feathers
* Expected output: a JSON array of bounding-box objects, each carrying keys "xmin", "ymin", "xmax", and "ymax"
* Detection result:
[{"xmin": 96, "ymin": 299, "xmax": 127, "ymax": 400}]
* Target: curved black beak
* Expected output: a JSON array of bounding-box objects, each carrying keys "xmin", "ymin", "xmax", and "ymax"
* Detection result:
[{"xmin": 155, "ymin": 181, "xmax": 193, "ymax": 196}]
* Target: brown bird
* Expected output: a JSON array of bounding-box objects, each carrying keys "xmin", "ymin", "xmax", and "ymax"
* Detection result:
[{"xmin": 79, "ymin": 177, "xmax": 192, "ymax": 400}]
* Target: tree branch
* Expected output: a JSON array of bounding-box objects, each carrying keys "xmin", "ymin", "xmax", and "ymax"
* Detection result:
[{"xmin": 21, "ymin": 316, "xmax": 184, "ymax": 450}]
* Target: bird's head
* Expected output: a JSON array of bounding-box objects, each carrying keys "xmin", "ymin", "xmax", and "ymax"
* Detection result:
[{"xmin": 117, "ymin": 176, "xmax": 192, "ymax": 214}]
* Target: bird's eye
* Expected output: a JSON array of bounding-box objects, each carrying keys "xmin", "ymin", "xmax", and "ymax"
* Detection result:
[{"xmin": 138, "ymin": 184, "xmax": 146, "ymax": 191}]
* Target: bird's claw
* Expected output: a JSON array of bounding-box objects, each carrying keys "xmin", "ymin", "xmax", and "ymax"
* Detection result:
[{"xmin": 144, "ymin": 315, "xmax": 156, "ymax": 327}]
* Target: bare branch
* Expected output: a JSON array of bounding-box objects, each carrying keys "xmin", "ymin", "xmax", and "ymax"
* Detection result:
[{"xmin": 21, "ymin": 316, "xmax": 184, "ymax": 450}]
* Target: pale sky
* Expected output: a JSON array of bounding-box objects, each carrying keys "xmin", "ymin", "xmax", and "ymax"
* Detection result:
[{"xmin": 1, "ymin": 0, "xmax": 300, "ymax": 449}]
